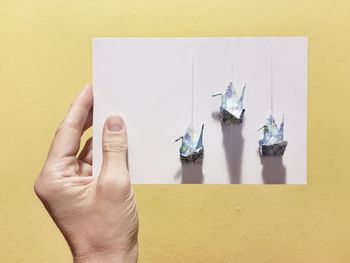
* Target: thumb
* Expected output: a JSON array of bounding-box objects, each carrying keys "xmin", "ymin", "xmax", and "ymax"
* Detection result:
[{"xmin": 99, "ymin": 115, "xmax": 129, "ymax": 184}]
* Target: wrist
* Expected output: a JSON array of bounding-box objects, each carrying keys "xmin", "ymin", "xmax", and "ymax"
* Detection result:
[{"xmin": 73, "ymin": 243, "xmax": 138, "ymax": 263}]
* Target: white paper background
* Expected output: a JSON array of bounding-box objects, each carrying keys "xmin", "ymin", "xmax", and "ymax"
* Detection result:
[{"xmin": 93, "ymin": 37, "xmax": 307, "ymax": 184}]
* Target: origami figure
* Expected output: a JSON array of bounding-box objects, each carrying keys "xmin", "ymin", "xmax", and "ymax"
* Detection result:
[
  {"xmin": 212, "ymin": 81, "xmax": 246, "ymax": 124},
  {"xmin": 175, "ymin": 123, "xmax": 204, "ymax": 162},
  {"xmin": 258, "ymin": 113, "xmax": 287, "ymax": 156}
]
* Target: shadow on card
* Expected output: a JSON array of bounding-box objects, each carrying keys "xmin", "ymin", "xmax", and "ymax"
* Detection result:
[
  {"xmin": 174, "ymin": 161, "xmax": 204, "ymax": 184},
  {"xmin": 212, "ymin": 111, "xmax": 244, "ymax": 184},
  {"xmin": 260, "ymin": 154, "xmax": 287, "ymax": 184}
]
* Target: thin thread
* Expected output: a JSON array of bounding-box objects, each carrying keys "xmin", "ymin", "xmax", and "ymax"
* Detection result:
[
  {"xmin": 191, "ymin": 38, "xmax": 194, "ymax": 124},
  {"xmin": 270, "ymin": 44, "xmax": 274, "ymax": 115},
  {"xmin": 230, "ymin": 38, "xmax": 234, "ymax": 81}
]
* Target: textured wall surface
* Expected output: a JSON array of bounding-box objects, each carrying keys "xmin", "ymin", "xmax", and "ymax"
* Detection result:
[{"xmin": 0, "ymin": 0, "xmax": 350, "ymax": 262}]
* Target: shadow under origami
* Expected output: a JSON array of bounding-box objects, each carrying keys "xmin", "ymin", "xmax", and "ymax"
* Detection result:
[
  {"xmin": 212, "ymin": 112, "xmax": 244, "ymax": 184},
  {"xmin": 260, "ymin": 155, "xmax": 286, "ymax": 184},
  {"xmin": 174, "ymin": 161, "xmax": 204, "ymax": 184}
]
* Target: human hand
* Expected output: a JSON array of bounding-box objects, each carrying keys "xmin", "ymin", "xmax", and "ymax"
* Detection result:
[{"xmin": 34, "ymin": 85, "xmax": 138, "ymax": 263}]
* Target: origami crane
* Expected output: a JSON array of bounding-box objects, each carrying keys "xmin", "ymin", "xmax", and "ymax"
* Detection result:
[
  {"xmin": 212, "ymin": 81, "xmax": 246, "ymax": 124},
  {"xmin": 258, "ymin": 113, "xmax": 288, "ymax": 156},
  {"xmin": 175, "ymin": 123, "xmax": 204, "ymax": 162}
]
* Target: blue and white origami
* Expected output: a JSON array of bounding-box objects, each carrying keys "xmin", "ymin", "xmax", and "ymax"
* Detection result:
[
  {"xmin": 175, "ymin": 123, "xmax": 204, "ymax": 162},
  {"xmin": 212, "ymin": 81, "xmax": 246, "ymax": 124},
  {"xmin": 258, "ymin": 113, "xmax": 287, "ymax": 156}
]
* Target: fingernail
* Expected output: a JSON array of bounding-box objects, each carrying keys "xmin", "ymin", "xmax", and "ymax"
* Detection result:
[{"xmin": 107, "ymin": 115, "xmax": 124, "ymax": 133}]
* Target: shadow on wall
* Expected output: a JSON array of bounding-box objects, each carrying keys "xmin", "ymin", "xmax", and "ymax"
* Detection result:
[
  {"xmin": 174, "ymin": 161, "xmax": 204, "ymax": 184},
  {"xmin": 260, "ymin": 155, "xmax": 286, "ymax": 184},
  {"xmin": 212, "ymin": 112, "xmax": 244, "ymax": 184}
]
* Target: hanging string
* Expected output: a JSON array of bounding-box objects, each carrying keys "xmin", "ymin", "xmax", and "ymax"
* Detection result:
[
  {"xmin": 191, "ymin": 38, "xmax": 195, "ymax": 125},
  {"xmin": 230, "ymin": 38, "xmax": 234, "ymax": 82},
  {"xmin": 270, "ymin": 43, "xmax": 274, "ymax": 115}
]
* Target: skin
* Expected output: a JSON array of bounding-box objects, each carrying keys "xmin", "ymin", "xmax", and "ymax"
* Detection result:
[{"xmin": 34, "ymin": 84, "xmax": 138, "ymax": 263}]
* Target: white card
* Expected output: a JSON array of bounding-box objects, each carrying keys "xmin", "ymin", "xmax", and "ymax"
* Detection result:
[{"xmin": 93, "ymin": 37, "xmax": 307, "ymax": 184}]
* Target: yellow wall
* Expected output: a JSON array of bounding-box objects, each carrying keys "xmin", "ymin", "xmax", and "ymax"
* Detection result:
[{"xmin": 1, "ymin": 0, "xmax": 350, "ymax": 262}]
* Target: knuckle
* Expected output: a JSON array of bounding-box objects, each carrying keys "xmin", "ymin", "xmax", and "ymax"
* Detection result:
[
  {"xmin": 34, "ymin": 166, "xmax": 58, "ymax": 200},
  {"xmin": 34, "ymin": 177, "xmax": 49, "ymax": 199},
  {"xmin": 55, "ymin": 119, "xmax": 80, "ymax": 137},
  {"xmin": 103, "ymin": 139, "xmax": 127, "ymax": 153},
  {"xmin": 54, "ymin": 124, "xmax": 63, "ymax": 137},
  {"xmin": 56, "ymin": 120, "xmax": 67, "ymax": 134},
  {"xmin": 54, "ymin": 123, "xmax": 69, "ymax": 138},
  {"xmin": 97, "ymin": 175, "xmax": 131, "ymax": 197}
]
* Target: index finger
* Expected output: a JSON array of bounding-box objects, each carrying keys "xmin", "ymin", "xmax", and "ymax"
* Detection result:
[{"xmin": 48, "ymin": 84, "xmax": 93, "ymax": 160}]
